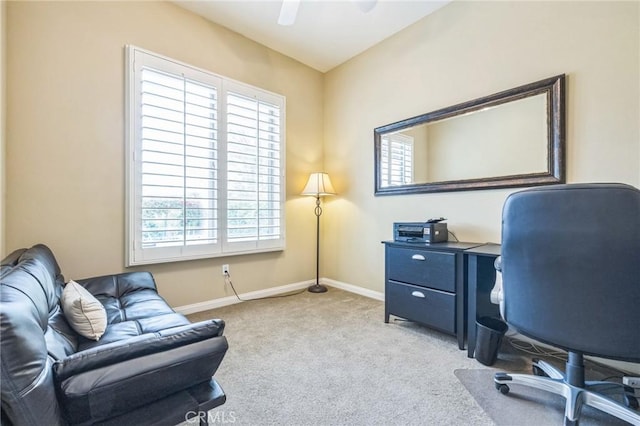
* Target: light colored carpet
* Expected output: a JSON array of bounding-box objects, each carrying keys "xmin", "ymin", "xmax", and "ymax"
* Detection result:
[{"xmin": 186, "ymin": 287, "xmax": 631, "ymax": 425}]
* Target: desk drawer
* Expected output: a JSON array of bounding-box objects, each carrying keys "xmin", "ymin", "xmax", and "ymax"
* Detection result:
[
  {"xmin": 387, "ymin": 247, "xmax": 455, "ymax": 292},
  {"xmin": 387, "ymin": 280, "xmax": 456, "ymax": 334}
]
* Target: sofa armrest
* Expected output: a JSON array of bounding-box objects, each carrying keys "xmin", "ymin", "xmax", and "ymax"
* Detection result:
[
  {"xmin": 53, "ymin": 322, "xmax": 228, "ymax": 424},
  {"xmin": 53, "ymin": 319, "xmax": 224, "ymax": 380},
  {"xmin": 59, "ymin": 337, "xmax": 228, "ymax": 424}
]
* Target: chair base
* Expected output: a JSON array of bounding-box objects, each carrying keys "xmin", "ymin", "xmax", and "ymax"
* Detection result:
[{"xmin": 494, "ymin": 357, "xmax": 640, "ymax": 426}]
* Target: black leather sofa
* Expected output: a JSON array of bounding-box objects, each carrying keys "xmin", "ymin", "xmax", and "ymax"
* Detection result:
[{"xmin": 0, "ymin": 244, "xmax": 228, "ymax": 426}]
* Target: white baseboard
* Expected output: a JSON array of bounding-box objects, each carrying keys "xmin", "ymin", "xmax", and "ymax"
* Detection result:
[
  {"xmin": 174, "ymin": 279, "xmax": 313, "ymax": 315},
  {"xmin": 323, "ymin": 278, "xmax": 385, "ymax": 301},
  {"xmin": 174, "ymin": 277, "xmax": 383, "ymax": 315}
]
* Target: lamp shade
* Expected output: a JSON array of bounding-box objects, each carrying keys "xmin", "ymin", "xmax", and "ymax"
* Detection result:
[{"xmin": 301, "ymin": 172, "xmax": 336, "ymax": 196}]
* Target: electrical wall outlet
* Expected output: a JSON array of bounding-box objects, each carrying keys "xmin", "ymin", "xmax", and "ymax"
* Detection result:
[
  {"xmin": 222, "ymin": 264, "xmax": 230, "ymax": 276},
  {"xmin": 623, "ymin": 376, "xmax": 640, "ymax": 388}
]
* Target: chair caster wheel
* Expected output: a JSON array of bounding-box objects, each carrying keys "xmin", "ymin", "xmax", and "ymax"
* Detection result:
[
  {"xmin": 495, "ymin": 383, "xmax": 510, "ymax": 395},
  {"xmin": 624, "ymin": 394, "xmax": 639, "ymax": 410},
  {"xmin": 564, "ymin": 417, "xmax": 579, "ymax": 426}
]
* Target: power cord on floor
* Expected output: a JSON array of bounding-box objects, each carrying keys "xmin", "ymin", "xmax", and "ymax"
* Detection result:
[
  {"xmin": 507, "ymin": 336, "xmax": 568, "ymax": 363},
  {"xmin": 224, "ymin": 272, "xmax": 307, "ymax": 302}
]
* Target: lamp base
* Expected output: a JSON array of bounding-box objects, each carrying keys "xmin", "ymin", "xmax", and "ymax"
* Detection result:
[{"xmin": 307, "ymin": 283, "xmax": 328, "ymax": 293}]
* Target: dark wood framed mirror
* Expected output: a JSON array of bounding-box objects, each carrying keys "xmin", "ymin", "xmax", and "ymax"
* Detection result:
[{"xmin": 374, "ymin": 74, "xmax": 565, "ymax": 195}]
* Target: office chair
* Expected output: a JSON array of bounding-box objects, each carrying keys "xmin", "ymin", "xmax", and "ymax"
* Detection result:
[{"xmin": 494, "ymin": 183, "xmax": 640, "ymax": 426}]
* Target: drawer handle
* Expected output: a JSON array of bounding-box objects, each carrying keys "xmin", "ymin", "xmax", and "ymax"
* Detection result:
[
  {"xmin": 411, "ymin": 291, "xmax": 426, "ymax": 298},
  {"xmin": 411, "ymin": 254, "xmax": 426, "ymax": 261}
]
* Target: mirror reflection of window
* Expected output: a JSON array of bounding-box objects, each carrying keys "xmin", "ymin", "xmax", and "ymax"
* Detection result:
[{"xmin": 381, "ymin": 133, "xmax": 414, "ymax": 187}]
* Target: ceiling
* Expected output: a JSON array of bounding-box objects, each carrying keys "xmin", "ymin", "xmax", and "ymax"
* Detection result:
[{"xmin": 173, "ymin": 0, "xmax": 451, "ymax": 73}]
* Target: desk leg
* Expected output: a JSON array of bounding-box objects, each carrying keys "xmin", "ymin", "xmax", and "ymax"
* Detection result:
[
  {"xmin": 456, "ymin": 252, "xmax": 465, "ymax": 350},
  {"xmin": 467, "ymin": 255, "xmax": 479, "ymax": 358}
]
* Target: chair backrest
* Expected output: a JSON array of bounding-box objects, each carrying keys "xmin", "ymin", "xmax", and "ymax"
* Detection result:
[{"xmin": 501, "ymin": 183, "xmax": 640, "ymax": 362}]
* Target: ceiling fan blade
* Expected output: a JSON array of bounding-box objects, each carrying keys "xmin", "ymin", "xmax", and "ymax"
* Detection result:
[
  {"xmin": 278, "ymin": 0, "xmax": 301, "ymax": 26},
  {"xmin": 353, "ymin": 0, "xmax": 377, "ymax": 13}
]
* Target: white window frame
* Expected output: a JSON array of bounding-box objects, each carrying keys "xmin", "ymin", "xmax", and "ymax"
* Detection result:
[{"xmin": 125, "ymin": 46, "xmax": 286, "ymax": 266}]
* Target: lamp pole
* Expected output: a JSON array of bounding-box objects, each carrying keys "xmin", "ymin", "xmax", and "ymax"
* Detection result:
[{"xmin": 308, "ymin": 195, "xmax": 327, "ymax": 293}]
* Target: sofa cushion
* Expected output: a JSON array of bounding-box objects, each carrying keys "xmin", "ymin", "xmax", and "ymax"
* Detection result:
[
  {"xmin": 77, "ymin": 272, "xmax": 178, "ymax": 322},
  {"xmin": 61, "ymin": 281, "xmax": 107, "ymax": 341}
]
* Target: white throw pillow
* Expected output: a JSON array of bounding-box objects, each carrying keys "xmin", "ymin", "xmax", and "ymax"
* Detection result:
[{"xmin": 61, "ymin": 280, "xmax": 107, "ymax": 341}]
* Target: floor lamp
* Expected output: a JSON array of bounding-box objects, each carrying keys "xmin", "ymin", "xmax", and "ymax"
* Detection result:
[{"xmin": 301, "ymin": 172, "xmax": 336, "ymax": 293}]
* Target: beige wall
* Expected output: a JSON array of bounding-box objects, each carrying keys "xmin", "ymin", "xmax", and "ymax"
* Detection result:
[
  {"xmin": 5, "ymin": 1, "xmax": 324, "ymax": 307},
  {"xmin": 323, "ymin": 1, "xmax": 639, "ymax": 292},
  {"xmin": 1, "ymin": 0, "xmax": 6, "ymax": 255}
]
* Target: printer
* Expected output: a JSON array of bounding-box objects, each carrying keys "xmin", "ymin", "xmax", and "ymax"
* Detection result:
[{"xmin": 393, "ymin": 219, "xmax": 448, "ymax": 243}]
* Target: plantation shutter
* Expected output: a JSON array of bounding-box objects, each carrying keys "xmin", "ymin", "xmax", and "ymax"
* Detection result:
[
  {"xmin": 381, "ymin": 134, "xmax": 413, "ymax": 187},
  {"xmin": 139, "ymin": 67, "xmax": 218, "ymax": 246},
  {"xmin": 127, "ymin": 46, "xmax": 285, "ymax": 265},
  {"xmin": 224, "ymin": 86, "xmax": 284, "ymax": 252}
]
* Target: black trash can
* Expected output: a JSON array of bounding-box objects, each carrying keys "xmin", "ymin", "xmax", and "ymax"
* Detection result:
[{"xmin": 475, "ymin": 316, "xmax": 508, "ymax": 366}]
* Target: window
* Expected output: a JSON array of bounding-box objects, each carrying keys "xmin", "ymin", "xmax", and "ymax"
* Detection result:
[
  {"xmin": 126, "ymin": 46, "xmax": 285, "ymax": 265},
  {"xmin": 380, "ymin": 133, "xmax": 414, "ymax": 187}
]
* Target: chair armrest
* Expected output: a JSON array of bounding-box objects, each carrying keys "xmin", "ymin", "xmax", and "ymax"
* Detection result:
[{"xmin": 491, "ymin": 256, "xmax": 504, "ymax": 307}]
